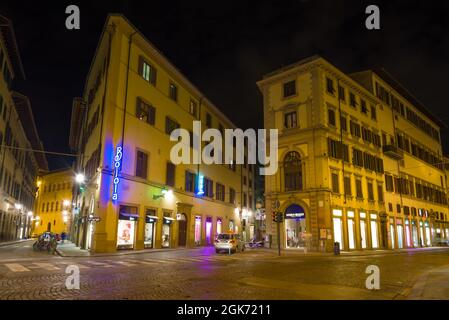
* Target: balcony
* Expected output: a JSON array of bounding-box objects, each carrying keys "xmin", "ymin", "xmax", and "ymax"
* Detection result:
[{"xmin": 382, "ymin": 144, "xmax": 404, "ymax": 160}]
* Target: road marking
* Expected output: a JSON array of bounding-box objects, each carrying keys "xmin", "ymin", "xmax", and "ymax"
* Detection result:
[
  {"xmin": 125, "ymin": 259, "xmax": 158, "ymax": 265},
  {"xmin": 144, "ymin": 258, "xmax": 175, "ymax": 264},
  {"xmin": 4, "ymin": 263, "xmax": 31, "ymax": 272},
  {"xmin": 31, "ymin": 263, "xmax": 60, "ymax": 270},
  {"xmin": 84, "ymin": 261, "xmax": 114, "ymax": 268},
  {"xmin": 113, "ymin": 260, "xmax": 137, "ymax": 267},
  {"xmin": 52, "ymin": 261, "xmax": 91, "ymax": 269}
]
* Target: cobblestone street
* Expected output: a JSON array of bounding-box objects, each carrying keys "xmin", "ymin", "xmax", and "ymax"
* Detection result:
[{"xmin": 1, "ymin": 241, "xmax": 449, "ymax": 299}]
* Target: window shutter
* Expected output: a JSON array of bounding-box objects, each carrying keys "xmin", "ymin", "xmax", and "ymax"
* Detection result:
[{"xmin": 138, "ymin": 56, "xmax": 144, "ymax": 77}]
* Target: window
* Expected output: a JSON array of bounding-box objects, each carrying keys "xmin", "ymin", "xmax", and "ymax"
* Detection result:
[
  {"xmin": 139, "ymin": 57, "xmax": 157, "ymax": 85},
  {"xmin": 216, "ymin": 183, "xmax": 225, "ymax": 201},
  {"xmin": 349, "ymin": 92, "xmax": 357, "ymax": 108},
  {"xmin": 283, "ymin": 80, "xmax": 296, "ymax": 97},
  {"xmin": 284, "ymin": 151, "xmax": 302, "ymax": 191},
  {"xmin": 352, "ymin": 148, "xmax": 363, "ymax": 167},
  {"xmin": 229, "ymin": 188, "xmax": 236, "ymax": 204},
  {"xmin": 166, "ymin": 162, "xmax": 176, "ymax": 187},
  {"xmin": 206, "ymin": 113, "xmax": 212, "ymax": 127},
  {"xmin": 169, "ymin": 82, "xmax": 178, "ymax": 101},
  {"xmin": 356, "ymin": 179, "xmax": 363, "ymax": 198},
  {"xmin": 340, "ymin": 115, "xmax": 347, "ymax": 132},
  {"xmin": 204, "ymin": 178, "xmax": 213, "ymax": 198},
  {"xmin": 189, "ymin": 99, "xmax": 198, "ymax": 117},
  {"xmin": 361, "ymin": 99, "xmax": 368, "ymax": 114},
  {"xmin": 165, "ymin": 117, "xmax": 180, "ymax": 135},
  {"xmin": 385, "ymin": 174, "xmax": 394, "ymax": 192},
  {"xmin": 377, "ymin": 184, "xmax": 384, "ymax": 203},
  {"xmin": 55, "ymin": 201, "xmax": 59, "ymax": 212},
  {"xmin": 136, "ymin": 98, "xmax": 156, "ymax": 125},
  {"xmin": 367, "ymin": 182, "xmax": 374, "ymax": 201},
  {"xmin": 326, "ymin": 78, "xmax": 335, "ymax": 94},
  {"xmin": 136, "ymin": 150, "xmax": 148, "ymax": 179},
  {"xmin": 371, "ymin": 105, "xmax": 377, "ymax": 120},
  {"xmin": 396, "ymin": 204, "xmax": 401, "ymax": 213},
  {"xmin": 41, "ymin": 203, "xmax": 45, "ymax": 212},
  {"xmin": 403, "ymin": 206, "xmax": 410, "ymax": 215},
  {"xmin": 185, "ymin": 171, "xmax": 195, "ymax": 193},
  {"xmin": 331, "ymin": 173, "xmax": 339, "ymax": 193},
  {"xmin": 344, "ymin": 176, "xmax": 351, "ymax": 196},
  {"xmin": 243, "ymin": 192, "xmax": 247, "ymax": 207},
  {"xmin": 328, "ymin": 109, "xmax": 336, "ymax": 126},
  {"xmin": 388, "ymin": 203, "xmax": 393, "ymax": 212},
  {"xmin": 350, "ymin": 121, "xmax": 361, "ymax": 138},
  {"xmin": 338, "ymin": 86, "xmax": 345, "ymax": 101},
  {"xmin": 362, "ymin": 127, "xmax": 372, "ymax": 143},
  {"xmin": 284, "ymin": 111, "xmax": 297, "ymax": 128},
  {"xmin": 328, "ymin": 138, "xmax": 349, "ymax": 162}
]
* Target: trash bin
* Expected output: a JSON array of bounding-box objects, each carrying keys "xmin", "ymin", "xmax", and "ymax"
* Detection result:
[{"xmin": 333, "ymin": 242, "xmax": 340, "ymax": 255}]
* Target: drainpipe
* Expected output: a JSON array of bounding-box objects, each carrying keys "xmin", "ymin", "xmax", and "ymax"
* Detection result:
[{"xmin": 337, "ymin": 79, "xmax": 346, "ymax": 204}]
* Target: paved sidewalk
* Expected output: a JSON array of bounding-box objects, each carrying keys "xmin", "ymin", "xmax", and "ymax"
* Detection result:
[
  {"xmin": 407, "ymin": 265, "xmax": 449, "ymax": 299},
  {"xmin": 55, "ymin": 241, "xmax": 198, "ymax": 257},
  {"xmin": 56, "ymin": 240, "xmax": 449, "ymax": 258},
  {"xmin": 255, "ymin": 246, "xmax": 449, "ymax": 257},
  {"xmin": 0, "ymin": 239, "xmax": 33, "ymax": 248}
]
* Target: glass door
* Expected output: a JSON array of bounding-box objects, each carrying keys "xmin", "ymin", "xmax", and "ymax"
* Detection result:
[
  {"xmin": 347, "ymin": 218, "xmax": 355, "ymax": 250},
  {"xmin": 360, "ymin": 220, "xmax": 367, "ymax": 249},
  {"xmin": 370, "ymin": 220, "xmax": 378, "ymax": 249},
  {"xmin": 397, "ymin": 225, "xmax": 404, "ymax": 249},
  {"xmin": 333, "ymin": 217, "xmax": 343, "ymax": 250},
  {"xmin": 390, "ymin": 224, "xmax": 395, "ymax": 249}
]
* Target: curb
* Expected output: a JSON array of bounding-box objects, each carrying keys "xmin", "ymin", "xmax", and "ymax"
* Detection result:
[
  {"xmin": 0, "ymin": 239, "xmax": 33, "ymax": 248},
  {"xmin": 55, "ymin": 246, "xmax": 202, "ymax": 258}
]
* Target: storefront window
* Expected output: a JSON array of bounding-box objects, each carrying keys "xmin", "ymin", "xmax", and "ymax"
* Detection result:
[
  {"xmin": 162, "ymin": 212, "xmax": 173, "ymax": 248},
  {"xmin": 397, "ymin": 222, "xmax": 404, "ymax": 249},
  {"xmin": 229, "ymin": 220, "xmax": 234, "ymax": 233},
  {"xmin": 205, "ymin": 217, "xmax": 212, "ymax": 245},
  {"xmin": 145, "ymin": 209, "xmax": 157, "ymax": 248},
  {"xmin": 332, "ymin": 209, "xmax": 343, "ymax": 250},
  {"xmin": 425, "ymin": 223, "xmax": 431, "ymax": 246},
  {"xmin": 405, "ymin": 220, "xmax": 411, "ymax": 247},
  {"xmin": 194, "ymin": 216, "xmax": 202, "ymax": 245},
  {"xmin": 117, "ymin": 205, "xmax": 138, "ymax": 249},
  {"xmin": 359, "ymin": 212, "xmax": 367, "ymax": 249},
  {"xmin": 412, "ymin": 222, "xmax": 418, "ymax": 247},
  {"xmin": 285, "ymin": 205, "xmax": 307, "ymax": 249},
  {"xmin": 347, "ymin": 211, "xmax": 355, "ymax": 250},
  {"xmin": 390, "ymin": 224, "xmax": 395, "ymax": 249},
  {"xmin": 419, "ymin": 222, "xmax": 424, "ymax": 247},
  {"xmin": 216, "ymin": 218, "xmax": 222, "ymax": 235}
]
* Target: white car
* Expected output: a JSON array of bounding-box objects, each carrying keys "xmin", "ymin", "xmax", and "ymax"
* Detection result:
[{"xmin": 214, "ymin": 233, "xmax": 245, "ymax": 253}]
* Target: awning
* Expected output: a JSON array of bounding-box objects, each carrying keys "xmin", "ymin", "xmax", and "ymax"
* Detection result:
[
  {"xmin": 164, "ymin": 217, "xmax": 175, "ymax": 221},
  {"xmin": 146, "ymin": 215, "xmax": 158, "ymax": 219},
  {"xmin": 119, "ymin": 212, "xmax": 139, "ymax": 220}
]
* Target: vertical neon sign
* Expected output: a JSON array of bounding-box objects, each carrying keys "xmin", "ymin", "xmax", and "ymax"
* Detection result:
[
  {"xmin": 197, "ymin": 174, "xmax": 204, "ymax": 196},
  {"xmin": 112, "ymin": 146, "xmax": 123, "ymax": 201}
]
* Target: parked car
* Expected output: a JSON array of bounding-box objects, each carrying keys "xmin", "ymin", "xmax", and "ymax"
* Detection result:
[{"xmin": 214, "ymin": 232, "xmax": 245, "ymax": 253}]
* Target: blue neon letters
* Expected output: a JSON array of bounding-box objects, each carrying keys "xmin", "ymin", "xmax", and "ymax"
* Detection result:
[{"xmin": 112, "ymin": 146, "xmax": 123, "ymax": 201}]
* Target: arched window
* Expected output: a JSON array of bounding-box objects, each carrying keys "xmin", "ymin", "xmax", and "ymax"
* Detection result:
[{"xmin": 284, "ymin": 151, "xmax": 302, "ymax": 191}]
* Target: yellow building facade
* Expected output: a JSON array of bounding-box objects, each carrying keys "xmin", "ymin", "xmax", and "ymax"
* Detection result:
[
  {"xmin": 33, "ymin": 168, "xmax": 74, "ymax": 236},
  {"xmin": 258, "ymin": 56, "xmax": 449, "ymax": 252},
  {"xmin": 69, "ymin": 15, "xmax": 254, "ymax": 253},
  {"xmin": 0, "ymin": 15, "xmax": 47, "ymax": 242}
]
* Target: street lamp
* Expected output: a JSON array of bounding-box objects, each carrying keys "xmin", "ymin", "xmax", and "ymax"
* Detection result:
[{"xmin": 75, "ymin": 173, "xmax": 85, "ymax": 184}]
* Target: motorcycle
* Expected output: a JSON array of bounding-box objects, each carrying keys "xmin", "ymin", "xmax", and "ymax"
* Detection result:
[
  {"xmin": 247, "ymin": 238, "xmax": 264, "ymax": 249},
  {"xmin": 32, "ymin": 232, "xmax": 58, "ymax": 254}
]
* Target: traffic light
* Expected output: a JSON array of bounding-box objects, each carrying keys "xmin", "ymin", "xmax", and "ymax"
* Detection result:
[{"xmin": 272, "ymin": 211, "xmax": 277, "ymax": 222}]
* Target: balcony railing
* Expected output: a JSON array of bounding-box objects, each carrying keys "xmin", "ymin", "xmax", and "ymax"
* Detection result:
[{"xmin": 382, "ymin": 144, "xmax": 404, "ymax": 160}]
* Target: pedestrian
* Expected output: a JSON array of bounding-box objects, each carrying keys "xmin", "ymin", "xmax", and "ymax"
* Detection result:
[{"xmin": 61, "ymin": 231, "xmax": 67, "ymax": 244}]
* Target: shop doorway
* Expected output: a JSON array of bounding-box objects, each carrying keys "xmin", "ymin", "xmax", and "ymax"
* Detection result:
[
  {"xmin": 390, "ymin": 224, "xmax": 395, "ymax": 249},
  {"xmin": 284, "ymin": 204, "xmax": 307, "ymax": 249},
  {"xmin": 117, "ymin": 205, "xmax": 139, "ymax": 250},
  {"xmin": 205, "ymin": 217, "xmax": 212, "ymax": 245},
  {"xmin": 360, "ymin": 219, "xmax": 367, "ymax": 249},
  {"xmin": 397, "ymin": 224, "xmax": 404, "ymax": 249},
  {"xmin": 178, "ymin": 214, "xmax": 187, "ymax": 247},
  {"xmin": 145, "ymin": 209, "xmax": 158, "ymax": 249},
  {"xmin": 347, "ymin": 218, "xmax": 355, "ymax": 250}
]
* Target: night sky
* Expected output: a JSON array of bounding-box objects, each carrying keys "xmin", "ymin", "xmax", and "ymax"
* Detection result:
[{"xmin": 1, "ymin": 0, "xmax": 448, "ymax": 170}]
